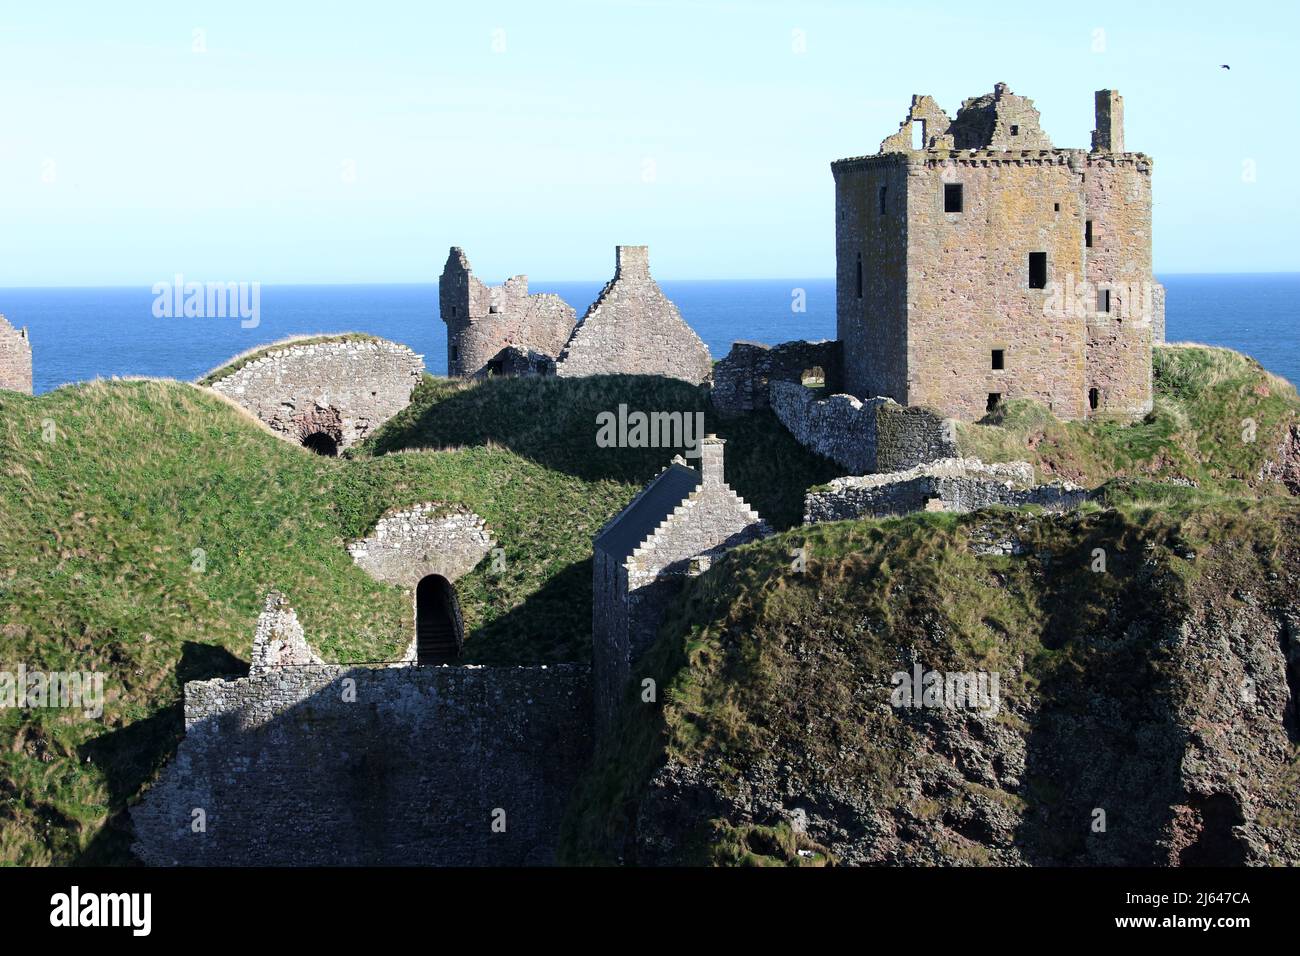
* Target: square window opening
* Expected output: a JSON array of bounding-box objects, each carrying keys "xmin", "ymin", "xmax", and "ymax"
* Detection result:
[{"xmin": 991, "ymin": 349, "xmax": 1005, "ymax": 371}]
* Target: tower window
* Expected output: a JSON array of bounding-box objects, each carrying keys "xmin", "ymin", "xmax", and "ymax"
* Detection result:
[
  {"xmin": 1098, "ymin": 289, "xmax": 1111, "ymax": 313},
  {"xmin": 451, "ymin": 305, "xmax": 457, "ymax": 316},
  {"xmin": 911, "ymin": 120, "xmax": 925, "ymax": 150},
  {"xmin": 855, "ymin": 252, "xmax": 863, "ymax": 299},
  {"xmin": 944, "ymin": 183, "xmax": 964, "ymax": 213},
  {"xmin": 991, "ymin": 349, "xmax": 1005, "ymax": 370},
  {"xmin": 1054, "ymin": 202, "xmax": 1060, "ymax": 212},
  {"xmin": 1028, "ymin": 252, "xmax": 1048, "ymax": 289},
  {"xmin": 1085, "ymin": 220, "xmax": 1093, "ymax": 248},
  {"xmin": 1089, "ymin": 387, "xmax": 1100, "ymax": 411},
  {"xmin": 879, "ymin": 185, "xmax": 887, "ymax": 215},
  {"xmin": 1010, "ymin": 124, "xmax": 1020, "ymax": 136}
]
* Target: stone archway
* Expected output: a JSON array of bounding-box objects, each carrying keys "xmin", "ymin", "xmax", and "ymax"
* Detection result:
[
  {"xmin": 302, "ymin": 431, "xmax": 339, "ymax": 456},
  {"xmin": 415, "ymin": 574, "xmax": 463, "ymax": 664}
]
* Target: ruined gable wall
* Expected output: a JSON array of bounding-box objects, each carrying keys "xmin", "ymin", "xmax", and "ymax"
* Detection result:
[
  {"xmin": 1083, "ymin": 155, "xmax": 1155, "ymax": 418},
  {"xmin": 207, "ymin": 339, "xmax": 424, "ymax": 450},
  {"xmin": 834, "ymin": 158, "xmax": 910, "ymax": 403},
  {"xmin": 346, "ymin": 504, "xmax": 495, "ymax": 587},
  {"xmin": 905, "ymin": 153, "xmax": 1089, "ymax": 420},
  {"xmin": 130, "ymin": 662, "xmax": 591, "ymax": 866},
  {"xmin": 0, "ymin": 316, "xmax": 33, "ymax": 394},
  {"xmin": 555, "ymin": 247, "xmax": 712, "ymax": 385}
]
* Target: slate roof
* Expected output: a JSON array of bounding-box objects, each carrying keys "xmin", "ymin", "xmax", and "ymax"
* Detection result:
[{"xmin": 593, "ymin": 462, "xmax": 700, "ymax": 563}]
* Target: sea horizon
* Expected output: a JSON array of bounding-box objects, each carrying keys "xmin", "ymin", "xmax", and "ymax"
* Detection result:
[{"xmin": 4, "ymin": 272, "xmax": 1298, "ymax": 396}]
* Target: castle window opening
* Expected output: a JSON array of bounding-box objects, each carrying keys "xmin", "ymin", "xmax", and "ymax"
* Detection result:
[
  {"xmin": 1098, "ymin": 289, "xmax": 1111, "ymax": 313},
  {"xmin": 986, "ymin": 393, "xmax": 1002, "ymax": 414},
  {"xmin": 991, "ymin": 349, "xmax": 1005, "ymax": 371},
  {"xmin": 415, "ymin": 574, "xmax": 462, "ymax": 665},
  {"xmin": 879, "ymin": 186, "xmax": 887, "ymax": 215},
  {"xmin": 1010, "ymin": 124, "xmax": 1020, "ymax": 136},
  {"xmin": 302, "ymin": 432, "xmax": 339, "ymax": 457},
  {"xmin": 944, "ymin": 183, "xmax": 964, "ymax": 213},
  {"xmin": 801, "ymin": 366, "xmax": 825, "ymax": 388},
  {"xmin": 1054, "ymin": 202, "xmax": 1060, "ymax": 212},
  {"xmin": 488, "ymin": 305, "xmax": 499, "ymax": 314},
  {"xmin": 911, "ymin": 119, "xmax": 925, "ymax": 150},
  {"xmin": 856, "ymin": 253, "xmax": 863, "ymax": 299},
  {"xmin": 1085, "ymin": 220, "xmax": 1093, "ymax": 247},
  {"xmin": 1028, "ymin": 252, "xmax": 1048, "ymax": 290},
  {"xmin": 1089, "ymin": 387, "xmax": 1100, "ymax": 411}
]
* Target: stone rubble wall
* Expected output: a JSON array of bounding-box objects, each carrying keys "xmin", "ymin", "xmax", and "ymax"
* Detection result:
[
  {"xmin": 770, "ymin": 380, "xmax": 957, "ymax": 475},
  {"xmin": 555, "ymin": 246, "xmax": 712, "ymax": 385},
  {"xmin": 130, "ymin": 593, "xmax": 590, "ymax": 866},
  {"xmin": 347, "ymin": 504, "xmax": 495, "ymax": 588},
  {"xmin": 804, "ymin": 457, "xmax": 1088, "ymax": 523},
  {"xmin": 0, "ymin": 315, "xmax": 33, "ymax": 394},
  {"xmin": 711, "ymin": 339, "xmax": 842, "ymax": 415},
  {"xmin": 207, "ymin": 338, "xmax": 424, "ymax": 450}
]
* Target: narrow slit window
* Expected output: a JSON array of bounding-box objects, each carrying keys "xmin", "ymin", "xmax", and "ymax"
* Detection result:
[
  {"xmin": 879, "ymin": 185, "xmax": 887, "ymax": 215},
  {"xmin": 855, "ymin": 252, "xmax": 863, "ymax": 299},
  {"xmin": 1085, "ymin": 220, "xmax": 1093, "ymax": 248},
  {"xmin": 991, "ymin": 349, "xmax": 1005, "ymax": 371},
  {"xmin": 1089, "ymin": 387, "xmax": 1100, "ymax": 411},
  {"xmin": 1028, "ymin": 252, "xmax": 1048, "ymax": 290},
  {"xmin": 911, "ymin": 120, "xmax": 925, "ymax": 150},
  {"xmin": 944, "ymin": 183, "xmax": 964, "ymax": 213},
  {"xmin": 1054, "ymin": 202, "xmax": 1060, "ymax": 212},
  {"xmin": 1098, "ymin": 288, "xmax": 1111, "ymax": 313}
]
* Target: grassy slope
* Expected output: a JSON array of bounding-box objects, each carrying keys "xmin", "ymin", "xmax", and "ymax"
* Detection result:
[
  {"xmin": 0, "ymin": 373, "xmax": 837, "ymax": 864},
  {"xmin": 960, "ymin": 345, "xmax": 1299, "ymax": 493}
]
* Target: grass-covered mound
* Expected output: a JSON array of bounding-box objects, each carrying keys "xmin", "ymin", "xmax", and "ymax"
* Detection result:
[
  {"xmin": 960, "ymin": 345, "xmax": 1300, "ymax": 493},
  {"xmin": 0, "ymin": 372, "xmax": 837, "ymax": 864},
  {"xmin": 563, "ymin": 497, "xmax": 1300, "ymax": 866}
]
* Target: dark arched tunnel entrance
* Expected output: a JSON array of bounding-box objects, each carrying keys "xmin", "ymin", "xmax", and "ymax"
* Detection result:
[
  {"xmin": 302, "ymin": 431, "xmax": 339, "ymax": 457},
  {"xmin": 415, "ymin": 574, "xmax": 462, "ymax": 664}
]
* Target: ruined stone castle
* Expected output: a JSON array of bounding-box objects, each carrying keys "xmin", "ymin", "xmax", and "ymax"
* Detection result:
[
  {"xmin": 440, "ymin": 244, "xmax": 712, "ymax": 385},
  {"xmin": 0, "ymin": 314, "xmax": 33, "ymax": 394},
  {"xmin": 833, "ymin": 84, "xmax": 1161, "ymax": 421}
]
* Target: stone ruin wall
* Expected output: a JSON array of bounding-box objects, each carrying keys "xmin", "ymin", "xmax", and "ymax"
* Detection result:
[
  {"xmin": 206, "ymin": 338, "xmax": 424, "ymax": 451},
  {"xmin": 803, "ymin": 458, "xmax": 1088, "ymax": 523},
  {"xmin": 769, "ymin": 380, "xmax": 957, "ymax": 475},
  {"xmin": 347, "ymin": 504, "xmax": 495, "ymax": 588},
  {"xmin": 555, "ymin": 246, "xmax": 713, "ymax": 385},
  {"xmin": 0, "ymin": 315, "xmax": 33, "ymax": 394},
  {"xmin": 711, "ymin": 339, "xmax": 842, "ymax": 415},
  {"xmin": 131, "ymin": 595, "xmax": 590, "ymax": 866}
]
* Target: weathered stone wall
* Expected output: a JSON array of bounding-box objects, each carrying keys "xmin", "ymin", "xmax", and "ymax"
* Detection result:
[
  {"xmin": 347, "ymin": 504, "xmax": 495, "ymax": 588},
  {"xmin": 207, "ymin": 338, "xmax": 423, "ymax": 451},
  {"xmin": 130, "ymin": 594, "xmax": 590, "ymax": 867},
  {"xmin": 0, "ymin": 315, "xmax": 33, "ymax": 394},
  {"xmin": 833, "ymin": 85, "xmax": 1155, "ymax": 423},
  {"xmin": 593, "ymin": 441, "xmax": 768, "ymax": 731},
  {"xmin": 556, "ymin": 246, "xmax": 712, "ymax": 385},
  {"xmin": 769, "ymin": 380, "xmax": 957, "ymax": 475},
  {"xmin": 803, "ymin": 458, "xmax": 1087, "ymax": 523},
  {"xmin": 711, "ymin": 339, "xmax": 842, "ymax": 415},
  {"xmin": 439, "ymin": 247, "xmax": 577, "ymax": 378}
]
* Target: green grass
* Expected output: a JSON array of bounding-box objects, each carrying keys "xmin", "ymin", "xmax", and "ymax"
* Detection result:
[{"xmin": 959, "ymin": 344, "xmax": 1300, "ymax": 492}]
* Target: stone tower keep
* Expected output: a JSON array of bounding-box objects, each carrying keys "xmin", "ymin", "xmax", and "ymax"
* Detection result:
[
  {"xmin": 833, "ymin": 84, "xmax": 1160, "ymax": 422},
  {"xmin": 0, "ymin": 314, "xmax": 33, "ymax": 394},
  {"xmin": 438, "ymin": 247, "xmax": 577, "ymax": 378}
]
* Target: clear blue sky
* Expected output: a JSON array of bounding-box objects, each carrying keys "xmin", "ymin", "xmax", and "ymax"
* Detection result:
[{"xmin": 1, "ymin": 0, "xmax": 1295, "ymax": 285}]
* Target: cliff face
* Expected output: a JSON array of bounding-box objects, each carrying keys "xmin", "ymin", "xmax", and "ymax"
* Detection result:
[{"xmin": 568, "ymin": 506, "xmax": 1300, "ymax": 866}]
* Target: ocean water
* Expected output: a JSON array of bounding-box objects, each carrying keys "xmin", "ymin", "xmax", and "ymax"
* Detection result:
[{"xmin": 2, "ymin": 274, "xmax": 1297, "ymax": 396}]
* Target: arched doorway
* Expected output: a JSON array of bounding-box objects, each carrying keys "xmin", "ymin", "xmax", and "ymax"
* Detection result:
[
  {"xmin": 415, "ymin": 574, "xmax": 462, "ymax": 664},
  {"xmin": 302, "ymin": 431, "xmax": 339, "ymax": 456}
]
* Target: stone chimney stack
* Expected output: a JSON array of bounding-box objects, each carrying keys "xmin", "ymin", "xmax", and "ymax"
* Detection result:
[
  {"xmin": 614, "ymin": 245, "xmax": 651, "ymax": 280},
  {"xmin": 1091, "ymin": 89, "xmax": 1124, "ymax": 153},
  {"xmin": 700, "ymin": 434, "xmax": 725, "ymax": 486}
]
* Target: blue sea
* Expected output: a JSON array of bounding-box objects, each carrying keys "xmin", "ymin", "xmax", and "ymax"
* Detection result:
[{"xmin": 3, "ymin": 275, "xmax": 1297, "ymax": 395}]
